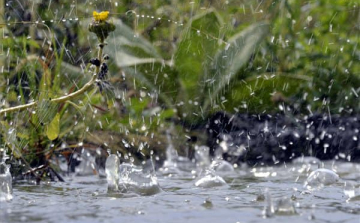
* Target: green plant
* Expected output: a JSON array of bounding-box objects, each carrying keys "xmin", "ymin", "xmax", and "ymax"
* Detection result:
[
  {"xmin": 106, "ymin": 7, "xmax": 272, "ymax": 124},
  {"xmin": 1, "ymin": 0, "xmax": 359, "ymax": 175},
  {"xmin": 0, "ymin": 11, "xmax": 116, "ymax": 180},
  {"xmin": 108, "ymin": 0, "xmax": 360, "ymax": 120}
]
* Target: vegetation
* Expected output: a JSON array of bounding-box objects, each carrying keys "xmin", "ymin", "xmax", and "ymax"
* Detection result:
[{"xmin": 0, "ymin": 0, "xmax": 359, "ymax": 179}]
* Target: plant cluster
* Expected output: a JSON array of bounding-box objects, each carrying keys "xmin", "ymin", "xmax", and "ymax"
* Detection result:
[{"xmin": 0, "ymin": 0, "xmax": 359, "ymax": 179}]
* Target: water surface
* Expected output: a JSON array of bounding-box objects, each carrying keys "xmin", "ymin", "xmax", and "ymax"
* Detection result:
[{"xmin": 1, "ymin": 161, "xmax": 360, "ymax": 223}]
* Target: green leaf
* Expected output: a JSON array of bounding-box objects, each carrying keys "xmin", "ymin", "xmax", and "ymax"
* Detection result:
[
  {"xmin": 174, "ymin": 10, "xmax": 223, "ymax": 108},
  {"xmin": 203, "ymin": 22, "xmax": 270, "ymax": 111},
  {"xmin": 46, "ymin": 113, "xmax": 60, "ymax": 141},
  {"xmin": 129, "ymin": 98, "xmax": 150, "ymax": 115},
  {"xmin": 104, "ymin": 19, "xmax": 175, "ymax": 107},
  {"xmin": 107, "ymin": 19, "xmax": 162, "ymax": 67}
]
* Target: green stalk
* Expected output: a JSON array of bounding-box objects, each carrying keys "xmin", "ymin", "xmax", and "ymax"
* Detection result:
[{"xmin": 0, "ymin": 40, "xmax": 104, "ymax": 116}]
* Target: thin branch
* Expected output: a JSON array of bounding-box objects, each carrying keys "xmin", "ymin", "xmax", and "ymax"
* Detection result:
[{"xmin": 0, "ymin": 40, "xmax": 104, "ymax": 116}]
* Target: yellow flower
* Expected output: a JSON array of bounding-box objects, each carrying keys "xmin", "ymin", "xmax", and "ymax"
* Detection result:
[{"xmin": 93, "ymin": 11, "xmax": 110, "ymax": 22}]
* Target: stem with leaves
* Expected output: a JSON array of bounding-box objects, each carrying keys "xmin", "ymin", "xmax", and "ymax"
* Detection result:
[{"xmin": 0, "ymin": 40, "xmax": 104, "ymax": 116}]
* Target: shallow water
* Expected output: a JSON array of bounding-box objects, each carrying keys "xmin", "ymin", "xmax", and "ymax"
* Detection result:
[{"xmin": 1, "ymin": 161, "xmax": 360, "ymax": 223}]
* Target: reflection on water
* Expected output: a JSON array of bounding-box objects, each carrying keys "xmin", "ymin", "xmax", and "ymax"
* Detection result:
[{"xmin": 1, "ymin": 160, "xmax": 360, "ymax": 223}]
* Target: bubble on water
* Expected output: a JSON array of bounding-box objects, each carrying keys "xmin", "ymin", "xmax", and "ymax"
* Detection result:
[
  {"xmin": 304, "ymin": 168, "xmax": 339, "ymax": 190},
  {"xmin": 210, "ymin": 159, "xmax": 234, "ymax": 174},
  {"xmin": 194, "ymin": 170, "xmax": 227, "ymax": 188}
]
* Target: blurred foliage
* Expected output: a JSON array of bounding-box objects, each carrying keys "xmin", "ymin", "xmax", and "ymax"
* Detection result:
[{"xmin": 0, "ymin": 0, "xmax": 359, "ymax": 174}]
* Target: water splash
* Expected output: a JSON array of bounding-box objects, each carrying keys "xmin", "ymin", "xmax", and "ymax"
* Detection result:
[
  {"xmin": 274, "ymin": 196, "xmax": 297, "ymax": 215},
  {"xmin": 262, "ymin": 189, "xmax": 297, "ymax": 218},
  {"xmin": 343, "ymin": 181, "xmax": 360, "ymax": 201},
  {"xmin": 105, "ymin": 154, "xmax": 119, "ymax": 191},
  {"xmin": 262, "ymin": 189, "xmax": 275, "ymax": 218},
  {"xmin": 0, "ymin": 162, "xmax": 13, "ymax": 202},
  {"xmin": 193, "ymin": 145, "xmax": 229, "ymax": 188},
  {"xmin": 118, "ymin": 163, "xmax": 161, "ymax": 195},
  {"xmin": 161, "ymin": 130, "xmax": 195, "ymax": 174},
  {"xmin": 105, "ymin": 155, "xmax": 161, "ymax": 195},
  {"xmin": 194, "ymin": 145, "xmax": 211, "ymax": 169}
]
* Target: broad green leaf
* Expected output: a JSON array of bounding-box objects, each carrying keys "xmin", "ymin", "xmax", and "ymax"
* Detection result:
[
  {"xmin": 107, "ymin": 19, "xmax": 162, "ymax": 67},
  {"xmin": 103, "ymin": 19, "xmax": 175, "ymax": 107},
  {"xmin": 203, "ymin": 22, "xmax": 270, "ymax": 111},
  {"xmin": 174, "ymin": 9, "xmax": 223, "ymax": 109},
  {"xmin": 46, "ymin": 113, "xmax": 60, "ymax": 140}
]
